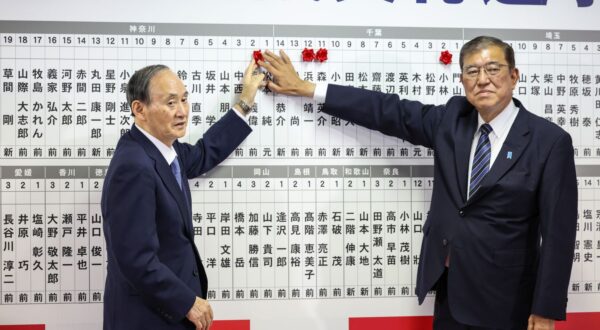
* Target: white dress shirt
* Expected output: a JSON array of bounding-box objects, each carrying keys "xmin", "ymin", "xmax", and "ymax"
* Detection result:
[
  {"xmin": 135, "ymin": 124, "xmax": 178, "ymax": 166},
  {"xmin": 467, "ymin": 102, "xmax": 519, "ymax": 199}
]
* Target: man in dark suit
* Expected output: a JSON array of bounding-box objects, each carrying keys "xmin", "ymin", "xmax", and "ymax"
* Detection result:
[
  {"xmin": 101, "ymin": 62, "xmax": 265, "ymax": 330},
  {"xmin": 260, "ymin": 36, "xmax": 577, "ymax": 330}
]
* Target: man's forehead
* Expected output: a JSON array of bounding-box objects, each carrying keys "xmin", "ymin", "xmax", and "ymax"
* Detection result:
[
  {"xmin": 464, "ymin": 47, "xmax": 506, "ymax": 65},
  {"xmin": 149, "ymin": 70, "xmax": 186, "ymax": 96}
]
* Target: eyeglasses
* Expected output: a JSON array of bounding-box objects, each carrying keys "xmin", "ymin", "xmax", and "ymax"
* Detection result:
[{"xmin": 462, "ymin": 63, "xmax": 509, "ymax": 80}]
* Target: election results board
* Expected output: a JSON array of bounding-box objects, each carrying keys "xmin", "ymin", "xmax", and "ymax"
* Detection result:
[{"xmin": 0, "ymin": 6, "xmax": 600, "ymax": 329}]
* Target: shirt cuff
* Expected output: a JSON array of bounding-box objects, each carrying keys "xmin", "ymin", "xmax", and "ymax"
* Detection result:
[
  {"xmin": 231, "ymin": 108, "xmax": 250, "ymax": 126},
  {"xmin": 313, "ymin": 83, "xmax": 328, "ymax": 103}
]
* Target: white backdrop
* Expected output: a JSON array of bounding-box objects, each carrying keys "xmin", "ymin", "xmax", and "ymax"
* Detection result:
[{"xmin": 0, "ymin": 1, "xmax": 599, "ymax": 329}]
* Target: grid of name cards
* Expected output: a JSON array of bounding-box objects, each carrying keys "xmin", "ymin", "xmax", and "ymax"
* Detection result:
[{"xmin": 0, "ymin": 21, "xmax": 599, "ymax": 304}]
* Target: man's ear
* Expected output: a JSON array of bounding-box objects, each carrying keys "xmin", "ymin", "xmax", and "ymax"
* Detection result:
[
  {"xmin": 511, "ymin": 67, "xmax": 520, "ymax": 88},
  {"xmin": 131, "ymin": 100, "xmax": 145, "ymax": 119}
]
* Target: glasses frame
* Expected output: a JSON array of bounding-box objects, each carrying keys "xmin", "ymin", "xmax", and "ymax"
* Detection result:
[{"xmin": 462, "ymin": 62, "xmax": 510, "ymax": 80}]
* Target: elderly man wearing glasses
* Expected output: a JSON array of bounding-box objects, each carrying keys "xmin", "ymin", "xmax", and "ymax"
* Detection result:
[{"xmin": 260, "ymin": 36, "xmax": 577, "ymax": 330}]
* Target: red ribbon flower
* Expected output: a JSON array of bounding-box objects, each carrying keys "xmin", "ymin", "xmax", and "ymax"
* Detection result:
[
  {"xmin": 315, "ymin": 48, "xmax": 328, "ymax": 62},
  {"xmin": 253, "ymin": 50, "xmax": 264, "ymax": 65},
  {"xmin": 302, "ymin": 48, "xmax": 315, "ymax": 62},
  {"xmin": 439, "ymin": 50, "xmax": 452, "ymax": 65}
]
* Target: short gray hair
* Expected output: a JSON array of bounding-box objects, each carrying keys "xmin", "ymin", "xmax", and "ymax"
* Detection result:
[
  {"xmin": 126, "ymin": 64, "xmax": 169, "ymax": 116},
  {"xmin": 459, "ymin": 36, "xmax": 515, "ymax": 71}
]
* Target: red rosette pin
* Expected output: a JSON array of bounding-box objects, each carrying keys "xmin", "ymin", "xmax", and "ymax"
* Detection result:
[
  {"xmin": 302, "ymin": 48, "xmax": 316, "ymax": 62},
  {"xmin": 439, "ymin": 50, "xmax": 452, "ymax": 65},
  {"xmin": 315, "ymin": 48, "xmax": 328, "ymax": 62},
  {"xmin": 253, "ymin": 50, "xmax": 264, "ymax": 65}
]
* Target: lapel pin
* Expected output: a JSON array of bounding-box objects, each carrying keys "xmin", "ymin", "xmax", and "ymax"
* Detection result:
[{"xmin": 507, "ymin": 151, "xmax": 513, "ymax": 159}]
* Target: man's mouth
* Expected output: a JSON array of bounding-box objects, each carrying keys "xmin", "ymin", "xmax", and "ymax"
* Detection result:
[{"xmin": 477, "ymin": 90, "xmax": 494, "ymax": 96}]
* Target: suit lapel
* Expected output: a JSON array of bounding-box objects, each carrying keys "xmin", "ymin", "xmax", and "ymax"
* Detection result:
[
  {"xmin": 467, "ymin": 104, "xmax": 531, "ymax": 205},
  {"xmin": 174, "ymin": 146, "xmax": 194, "ymax": 239},
  {"xmin": 454, "ymin": 107, "xmax": 478, "ymax": 204},
  {"xmin": 130, "ymin": 125, "xmax": 191, "ymax": 235}
]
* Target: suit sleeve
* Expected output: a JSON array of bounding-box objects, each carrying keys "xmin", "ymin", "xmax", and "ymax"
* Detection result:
[
  {"xmin": 323, "ymin": 84, "xmax": 447, "ymax": 149},
  {"xmin": 531, "ymin": 133, "xmax": 577, "ymax": 320},
  {"xmin": 179, "ymin": 109, "xmax": 252, "ymax": 178},
  {"xmin": 104, "ymin": 162, "xmax": 196, "ymax": 321}
]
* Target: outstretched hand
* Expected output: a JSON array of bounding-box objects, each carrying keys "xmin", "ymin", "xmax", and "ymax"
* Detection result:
[
  {"xmin": 259, "ymin": 50, "xmax": 315, "ymax": 97},
  {"xmin": 240, "ymin": 59, "xmax": 266, "ymax": 105}
]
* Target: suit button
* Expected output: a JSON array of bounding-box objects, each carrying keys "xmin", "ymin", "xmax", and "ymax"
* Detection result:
[
  {"xmin": 193, "ymin": 270, "xmax": 199, "ymax": 277},
  {"xmin": 459, "ymin": 210, "xmax": 465, "ymax": 217},
  {"xmin": 442, "ymin": 239, "xmax": 448, "ymax": 247}
]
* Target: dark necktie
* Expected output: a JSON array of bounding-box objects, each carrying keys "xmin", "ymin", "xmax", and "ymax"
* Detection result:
[
  {"xmin": 170, "ymin": 157, "xmax": 183, "ymax": 190},
  {"xmin": 469, "ymin": 124, "xmax": 493, "ymax": 198}
]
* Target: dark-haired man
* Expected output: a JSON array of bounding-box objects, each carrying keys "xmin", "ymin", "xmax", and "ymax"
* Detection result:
[{"xmin": 261, "ymin": 36, "xmax": 577, "ymax": 330}]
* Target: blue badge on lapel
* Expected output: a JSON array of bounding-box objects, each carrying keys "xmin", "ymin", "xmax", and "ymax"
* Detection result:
[{"xmin": 507, "ymin": 151, "xmax": 513, "ymax": 159}]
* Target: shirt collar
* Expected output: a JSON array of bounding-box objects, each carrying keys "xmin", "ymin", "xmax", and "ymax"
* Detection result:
[
  {"xmin": 135, "ymin": 124, "xmax": 178, "ymax": 164},
  {"xmin": 477, "ymin": 100, "xmax": 519, "ymax": 139}
]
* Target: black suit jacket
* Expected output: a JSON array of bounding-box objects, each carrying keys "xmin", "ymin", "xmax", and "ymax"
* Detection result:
[
  {"xmin": 323, "ymin": 84, "xmax": 577, "ymax": 328},
  {"xmin": 101, "ymin": 110, "xmax": 251, "ymax": 330}
]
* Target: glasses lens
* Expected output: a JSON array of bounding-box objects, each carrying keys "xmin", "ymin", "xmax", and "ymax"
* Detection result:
[{"xmin": 484, "ymin": 64, "xmax": 501, "ymax": 76}]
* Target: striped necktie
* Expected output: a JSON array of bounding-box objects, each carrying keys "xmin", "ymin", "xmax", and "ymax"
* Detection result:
[{"xmin": 469, "ymin": 124, "xmax": 493, "ymax": 198}]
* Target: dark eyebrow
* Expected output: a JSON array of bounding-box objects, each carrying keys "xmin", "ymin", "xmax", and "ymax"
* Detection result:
[{"xmin": 464, "ymin": 61, "xmax": 501, "ymax": 69}]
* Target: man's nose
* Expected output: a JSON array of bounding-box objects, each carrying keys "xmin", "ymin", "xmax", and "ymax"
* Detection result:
[
  {"xmin": 175, "ymin": 101, "xmax": 187, "ymax": 116},
  {"xmin": 476, "ymin": 68, "xmax": 491, "ymax": 84}
]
